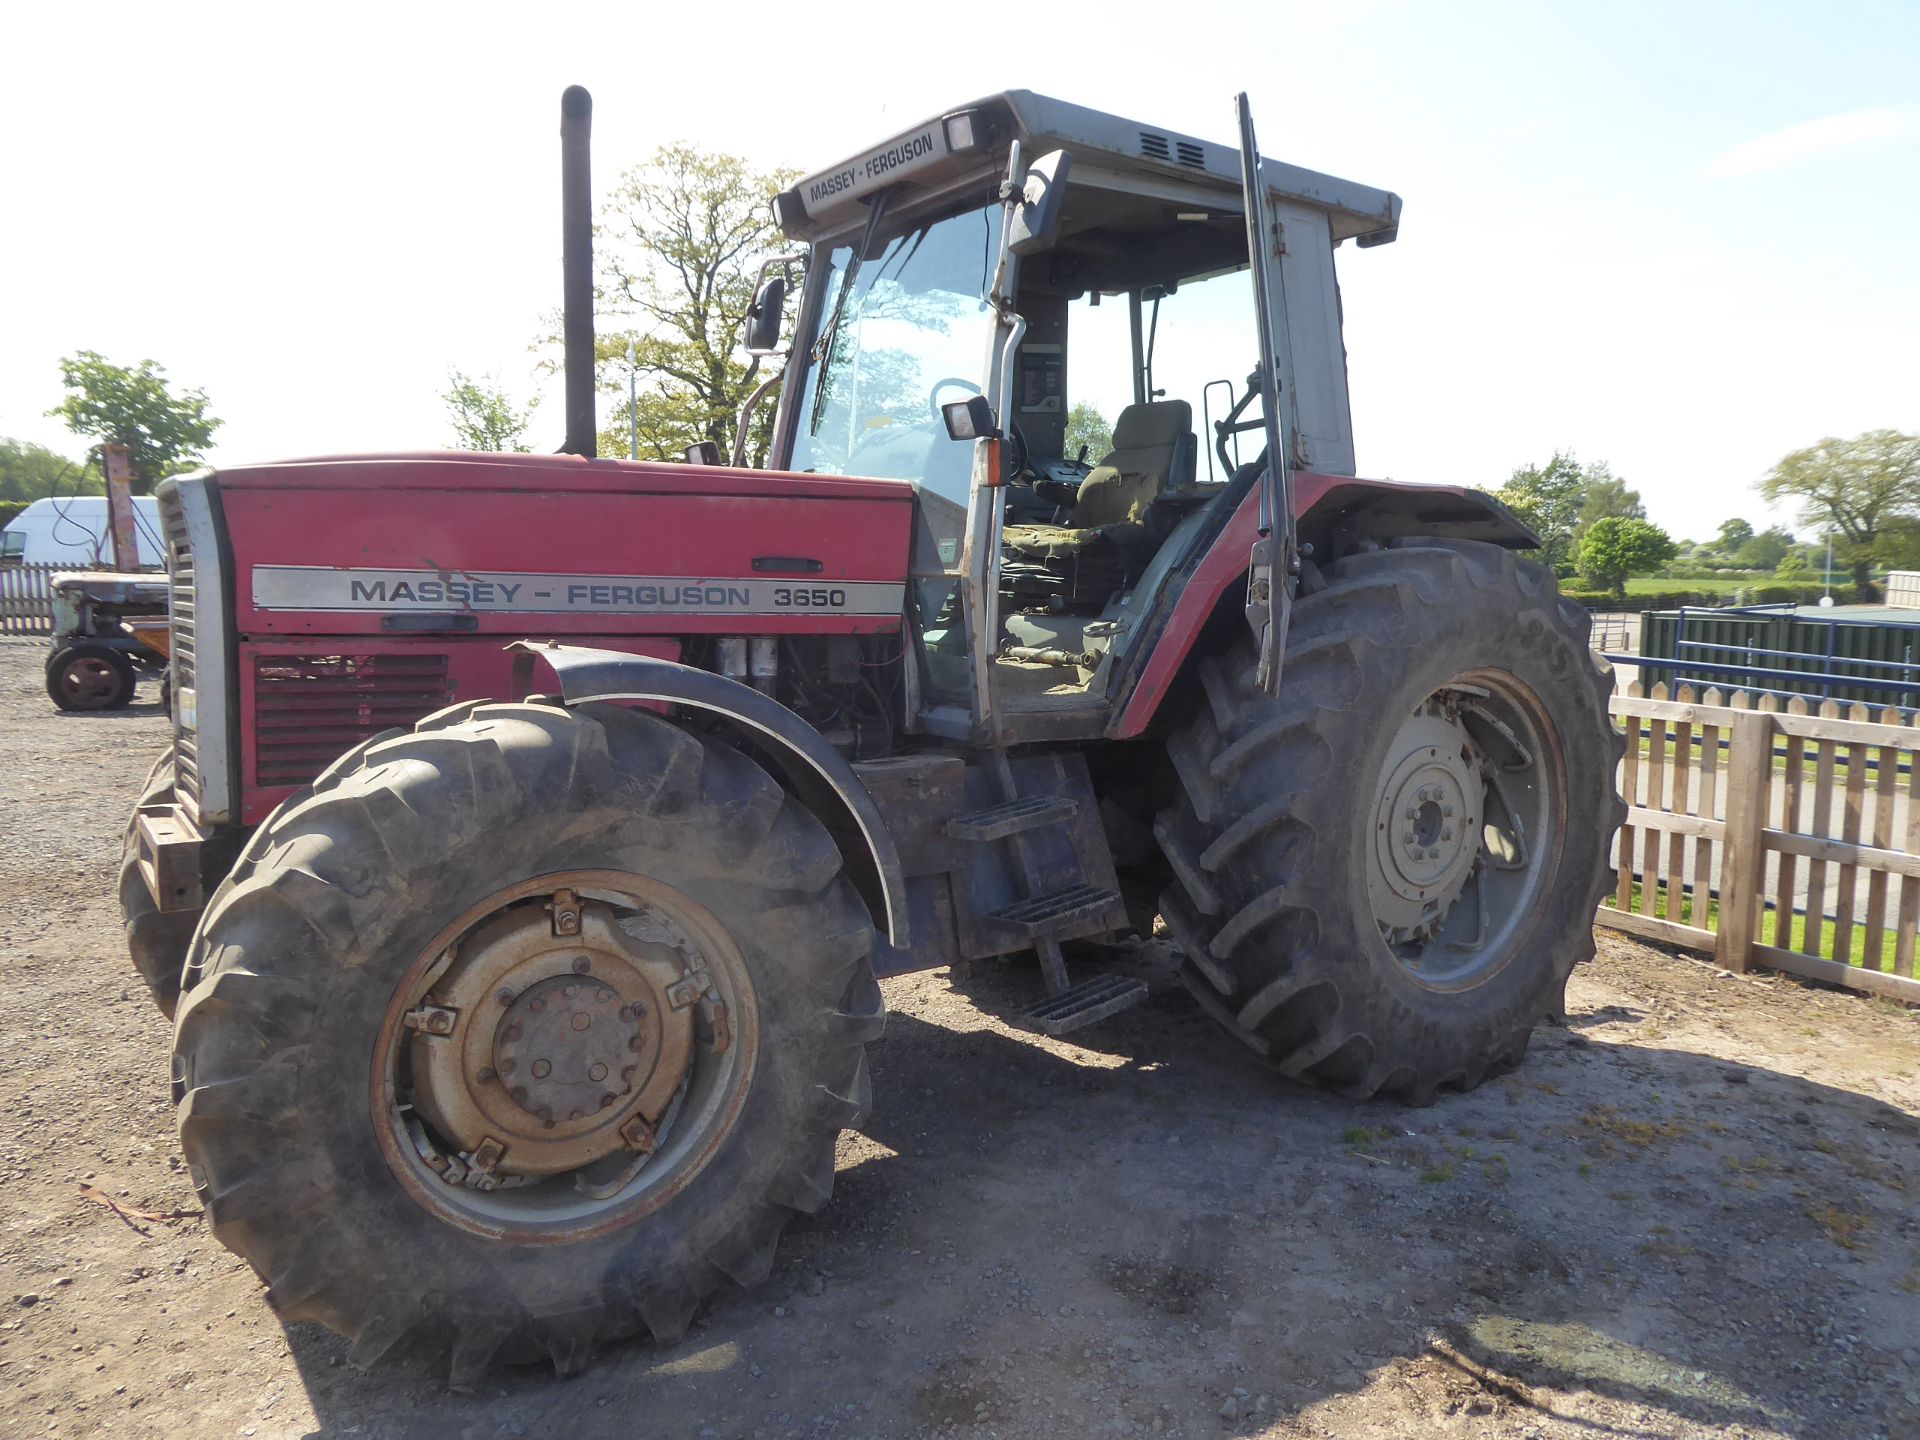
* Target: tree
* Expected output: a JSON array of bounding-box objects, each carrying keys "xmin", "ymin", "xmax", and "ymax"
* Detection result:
[
  {"xmin": 1774, "ymin": 548, "xmax": 1815, "ymax": 580},
  {"xmin": 1732, "ymin": 525, "xmax": 1793, "ymax": 570},
  {"xmin": 1577, "ymin": 516, "xmax": 1676, "ymax": 601},
  {"xmin": 48, "ymin": 351, "xmax": 220, "ymax": 493},
  {"xmin": 1713, "ymin": 518, "xmax": 1755, "ymax": 555},
  {"xmin": 1758, "ymin": 429, "xmax": 1920, "ymax": 595},
  {"xmin": 1492, "ymin": 451, "xmax": 1620, "ymax": 574},
  {"xmin": 1063, "ymin": 402, "xmax": 1112, "ymax": 464},
  {"xmin": 1571, "ymin": 469, "xmax": 1643, "ymax": 553},
  {"xmin": 442, "ymin": 371, "xmax": 537, "ymax": 452},
  {"xmin": 588, "ymin": 145, "xmax": 801, "ymax": 463},
  {"xmin": 0, "ymin": 437, "xmax": 101, "ymax": 503}
]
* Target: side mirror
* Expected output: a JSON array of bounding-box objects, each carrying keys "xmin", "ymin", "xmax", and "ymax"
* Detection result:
[
  {"xmin": 741, "ymin": 273, "xmax": 788, "ymax": 355},
  {"xmin": 1007, "ymin": 149, "xmax": 1072, "ymax": 257},
  {"xmin": 941, "ymin": 395, "xmax": 1000, "ymax": 442}
]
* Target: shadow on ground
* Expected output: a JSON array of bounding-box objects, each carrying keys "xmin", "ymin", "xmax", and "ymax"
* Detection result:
[{"xmin": 265, "ymin": 958, "xmax": 1915, "ymax": 1439}]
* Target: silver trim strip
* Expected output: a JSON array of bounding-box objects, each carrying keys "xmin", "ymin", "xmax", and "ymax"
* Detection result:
[
  {"xmin": 162, "ymin": 473, "xmax": 236, "ymax": 826},
  {"xmin": 250, "ymin": 565, "xmax": 904, "ymax": 618}
]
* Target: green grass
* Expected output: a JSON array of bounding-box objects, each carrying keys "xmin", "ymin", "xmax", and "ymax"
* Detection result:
[
  {"xmin": 1602, "ymin": 880, "xmax": 1903, "ymax": 971},
  {"xmin": 1624, "ymin": 575, "xmax": 1761, "ymax": 596}
]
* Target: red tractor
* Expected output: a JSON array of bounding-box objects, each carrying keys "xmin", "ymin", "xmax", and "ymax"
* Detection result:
[{"xmin": 124, "ymin": 88, "xmax": 1621, "ymax": 1381}]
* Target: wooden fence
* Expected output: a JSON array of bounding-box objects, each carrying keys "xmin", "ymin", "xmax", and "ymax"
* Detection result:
[
  {"xmin": 1598, "ymin": 681, "xmax": 1920, "ymax": 1003},
  {"xmin": 0, "ymin": 564, "xmax": 60, "ymax": 636}
]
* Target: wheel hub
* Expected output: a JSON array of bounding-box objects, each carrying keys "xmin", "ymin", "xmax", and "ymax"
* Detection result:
[
  {"xmin": 1369, "ymin": 708, "xmax": 1482, "ymax": 943},
  {"xmin": 60, "ymin": 656, "xmax": 118, "ymax": 706},
  {"xmin": 408, "ymin": 899, "xmax": 698, "ymax": 1179}
]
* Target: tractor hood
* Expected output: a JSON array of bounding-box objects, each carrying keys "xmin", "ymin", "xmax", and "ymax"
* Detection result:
[{"xmin": 204, "ymin": 451, "xmax": 915, "ymax": 639}]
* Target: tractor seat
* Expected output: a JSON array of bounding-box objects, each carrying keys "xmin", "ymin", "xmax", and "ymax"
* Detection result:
[{"xmin": 1003, "ymin": 400, "xmax": 1195, "ymax": 559}]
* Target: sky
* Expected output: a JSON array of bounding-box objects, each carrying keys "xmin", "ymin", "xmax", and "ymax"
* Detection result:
[{"xmin": 2, "ymin": 0, "xmax": 1916, "ymax": 543}]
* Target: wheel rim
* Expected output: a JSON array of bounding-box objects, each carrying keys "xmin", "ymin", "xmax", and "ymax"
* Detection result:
[
  {"xmin": 1365, "ymin": 671, "xmax": 1563, "ymax": 991},
  {"xmin": 58, "ymin": 656, "xmax": 121, "ymax": 709},
  {"xmin": 371, "ymin": 870, "xmax": 757, "ymax": 1242}
]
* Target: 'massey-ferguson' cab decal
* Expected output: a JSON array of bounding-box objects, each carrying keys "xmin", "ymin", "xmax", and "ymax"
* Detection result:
[{"xmin": 251, "ymin": 565, "xmax": 905, "ymax": 617}]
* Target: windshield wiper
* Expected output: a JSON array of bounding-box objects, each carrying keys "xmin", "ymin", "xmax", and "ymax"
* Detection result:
[{"xmin": 807, "ymin": 191, "xmax": 890, "ymax": 438}]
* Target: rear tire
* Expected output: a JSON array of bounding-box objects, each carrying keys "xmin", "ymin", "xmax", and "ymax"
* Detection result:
[
  {"xmin": 119, "ymin": 751, "xmax": 196, "ymax": 1017},
  {"xmin": 172, "ymin": 700, "xmax": 883, "ymax": 1382},
  {"xmin": 47, "ymin": 642, "xmax": 136, "ymax": 710},
  {"xmin": 1156, "ymin": 540, "xmax": 1623, "ymax": 1102}
]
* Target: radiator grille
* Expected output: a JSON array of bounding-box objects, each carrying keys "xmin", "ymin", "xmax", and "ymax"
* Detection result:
[
  {"xmin": 252, "ymin": 652, "xmax": 453, "ymax": 788},
  {"xmin": 156, "ymin": 489, "xmax": 200, "ymax": 810}
]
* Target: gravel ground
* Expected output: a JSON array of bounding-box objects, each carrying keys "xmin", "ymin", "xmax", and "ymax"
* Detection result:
[{"xmin": 0, "ymin": 634, "xmax": 1917, "ymax": 1440}]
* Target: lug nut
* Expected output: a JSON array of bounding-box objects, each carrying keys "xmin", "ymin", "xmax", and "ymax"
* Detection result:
[
  {"xmin": 572, "ymin": 1012, "xmax": 592, "ymax": 1032},
  {"xmin": 589, "ymin": 1063, "xmax": 608, "ymax": 1082},
  {"xmin": 1443, "ymin": 805, "xmax": 1456, "ymax": 817},
  {"xmin": 1442, "ymin": 828, "xmax": 1454, "ymax": 842},
  {"xmin": 529, "ymin": 998, "xmax": 546, "ymax": 1014},
  {"xmin": 572, "ymin": 956, "xmax": 591, "ymax": 974},
  {"xmin": 497, "ymin": 988, "xmax": 515, "ymax": 1006},
  {"xmin": 531, "ymin": 1059, "xmax": 551, "ymax": 1079}
]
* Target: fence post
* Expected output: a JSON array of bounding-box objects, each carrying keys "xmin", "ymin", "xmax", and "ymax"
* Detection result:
[{"xmin": 1715, "ymin": 709, "xmax": 1772, "ymax": 973}]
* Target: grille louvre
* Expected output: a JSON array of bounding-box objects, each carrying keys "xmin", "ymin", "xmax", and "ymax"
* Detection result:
[
  {"xmin": 252, "ymin": 653, "xmax": 453, "ymax": 788},
  {"xmin": 1138, "ymin": 130, "xmax": 1171, "ymax": 161},
  {"xmin": 1176, "ymin": 140, "xmax": 1206, "ymax": 169},
  {"xmin": 157, "ymin": 490, "xmax": 200, "ymax": 810}
]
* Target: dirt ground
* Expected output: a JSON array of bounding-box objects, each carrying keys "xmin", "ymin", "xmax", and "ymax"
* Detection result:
[{"xmin": 1, "ymin": 635, "xmax": 1917, "ymax": 1440}]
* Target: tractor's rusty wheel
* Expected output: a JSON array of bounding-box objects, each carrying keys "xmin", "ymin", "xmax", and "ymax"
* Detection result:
[
  {"xmin": 374, "ymin": 871, "xmax": 756, "ymax": 1238},
  {"xmin": 47, "ymin": 643, "xmax": 136, "ymax": 711},
  {"xmin": 172, "ymin": 701, "xmax": 882, "ymax": 1383},
  {"xmin": 1156, "ymin": 539, "xmax": 1624, "ymax": 1103}
]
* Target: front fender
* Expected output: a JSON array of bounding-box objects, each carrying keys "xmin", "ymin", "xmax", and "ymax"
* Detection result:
[{"xmin": 510, "ymin": 641, "xmax": 908, "ymax": 947}]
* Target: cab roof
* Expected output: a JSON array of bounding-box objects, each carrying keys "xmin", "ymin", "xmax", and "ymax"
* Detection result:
[{"xmin": 779, "ymin": 89, "xmax": 1401, "ymax": 248}]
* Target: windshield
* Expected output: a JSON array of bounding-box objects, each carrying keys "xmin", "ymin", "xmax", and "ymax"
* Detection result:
[{"xmin": 788, "ymin": 201, "xmax": 999, "ymax": 506}]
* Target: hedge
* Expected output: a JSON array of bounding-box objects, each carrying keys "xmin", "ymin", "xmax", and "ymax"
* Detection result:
[
  {"xmin": 0, "ymin": 500, "xmax": 26, "ymax": 530},
  {"xmin": 1563, "ymin": 582, "xmax": 1871, "ymax": 612}
]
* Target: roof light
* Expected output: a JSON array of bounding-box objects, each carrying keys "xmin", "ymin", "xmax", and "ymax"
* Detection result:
[{"xmin": 943, "ymin": 110, "xmax": 981, "ymax": 153}]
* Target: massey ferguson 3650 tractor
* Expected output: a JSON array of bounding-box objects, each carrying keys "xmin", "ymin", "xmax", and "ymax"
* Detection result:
[{"xmin": 123, "ymin": 87, "xmax": 1622, "ymax": 1380}]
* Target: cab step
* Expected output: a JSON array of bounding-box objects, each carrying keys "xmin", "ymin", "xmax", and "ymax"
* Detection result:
[
  {"xmin": 1017, "ymin": 973, "xmax": 1149, "ymax": 1036},
  {"xmin": 945, "ymin": 794, "xmax": 1077, "ymax": 842},
  {"xmin": 992, "ymin": 884, "xmax": 1120, "ymax": 939}
]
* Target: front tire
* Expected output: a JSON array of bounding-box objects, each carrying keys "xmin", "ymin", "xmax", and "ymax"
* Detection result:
[
  {"xmin": 173, "ymin": 700, "xmax": 883, "ymax": 1382},
  {"xmin": 1157, "ymin": 540, "xmax": 1622, "ymax": 1102}
]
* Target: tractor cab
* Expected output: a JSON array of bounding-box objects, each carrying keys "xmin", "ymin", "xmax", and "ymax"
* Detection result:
[{"xmin": 758, "ymin": 91, "xmax": 1401, "ymax": 743}]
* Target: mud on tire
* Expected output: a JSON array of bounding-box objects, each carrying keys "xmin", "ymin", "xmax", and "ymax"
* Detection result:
[
  {"xmin": 171, "ymin": 701, "xmax": 884, "ymax": 1382},
  {"xmin": 1156, "ymin": 540, "xmax": 1624, "ymax": 1103}
]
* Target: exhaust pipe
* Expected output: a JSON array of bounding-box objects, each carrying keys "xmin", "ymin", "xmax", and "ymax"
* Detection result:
[{"xmin": 560, "ymin": 85, "xmax": 596, "ymax": 457}]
